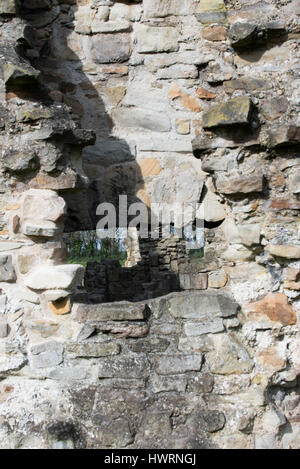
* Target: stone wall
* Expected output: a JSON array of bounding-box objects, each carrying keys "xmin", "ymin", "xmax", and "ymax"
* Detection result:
[{"xmin": 0, "ymin": 0, "xmax": 299, "ymax": 449}]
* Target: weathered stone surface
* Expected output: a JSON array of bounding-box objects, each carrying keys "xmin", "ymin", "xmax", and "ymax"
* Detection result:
[
  {"xmin": 201, "ymin": 190, "xmax": 226, "ymax": 223},
  {"xmin": 188, "ymin": 373, "xmax": 214, "ymax": 394},
  {"xmin": 66, "ymin": 342, "xmax": 120, "ymax": 358},
  {"xmin": 207, "ymin": 334, "xmax": 254, "ymax": 375},
  {"xmin": 238, "ymin": 224, "xmax": 261, "ymax": 247},
  {"xmin": 267, "ymin": 125, "xmax": 300, "ymax": 148},
  {"xmin": 155, "ymin": 354, "xmax": 202, "ymax": 375},
  {"xmin": 75, "ymin": 302, "xmax": 149, "ymax": 322},
  {"xmin": 184, "ymin": 318, "xmax": 224, "ymax": 336},
  {"xmin": 30, "ymin": 341, "xmax": 63, "ymax": 369},
  {"xmin": 150, "ymin": 374, "xmax": 187, "ymax": 393},
  {"xmin": 144, "ymin": 0, "xmax": 190, "ymax": 18},
  {"xmin": 201, "ymin": 26, "xmax": 227, "ymax": 42},
  {"xmin": 202, "ymin": 98, "xmax": 254, "ymax": 129},
  {"xmin": 0, "ymin": 322, "xmax": 8, "ymax": 338},
  {"xmin": 0, "ymin": 0, "xmax": 16, "ymax": 15},
  {"xmin": 24, "ymin": 265, "xmax": 84, "ymax": 291},
  {"xmin": 246, "ymin": 293, "xmax": 296, "ymax": 326},
  {"xmin": 98, "ymin": 355, "xmax": 150, "ymax": 379},
  {"xmin": 229, "ymin": 22, "xmax": 260, "ymax": 49},
  {"xmin": 215, "ymin": 175, "xmax": 264, "ymax": 194},
  {"xmin": 112, "ymin": 107, "xmax": 171, "ymax": 132},
  {"xmin": 22, "ymin": 189, "xmax": 66, "ymax": 224},
  {"xmin": 195, "ymin": 0, "xmax": 227, "ymax": 24},
  {"xmin": 256, "ymin": 347, "xmax": 286, "ymax": 373},
  {"xmin": 91, "ymin": 20, "xmax": 131, "ymax": 34},
  {"xmin": 0, "ymin": 255, "xmax": 16, "ymax": 282},
  {"xmin": 169, "ymin": 292, "xmax": 239, "ymax": 319},
  {"xmin": 135, "ymin": 25, "xmax": 179, "ymax": 53},
  {"xmin": 91, "ymin": 34, "xmax": 131, "ymax": 63},
  {"xmin": 2, "ymin": 150, "xmax": 39, "ymax": 173},
  {"xmin": 208, "ymin": 270, "xmax": 228, "ymax": 289},
  {"xmin": 267, "ymin": 245, "xmax": 300, "ymax": 259}
]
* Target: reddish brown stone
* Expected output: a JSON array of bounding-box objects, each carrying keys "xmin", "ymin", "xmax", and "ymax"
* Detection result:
[
  {"xmin": 246, "ymin": 293, "xmax": 296, "ymax": 326},
  {"xmin": 196, "ymin": 87, "xmax": 216, "ymax": 100},
  {"xmin": 202, "ymin": 25, "xmax": 227, "ymax": 41},
  {"xmin": 270, "ymin": 199, "xmax": 300, "ymax": 210},
  {"xmin": 256, "ymin": 346, "xmax": 286, "ymax": 373},
  {"xmin": 12, "ymin": 215, "xmax": 20, "ymax": 233}
]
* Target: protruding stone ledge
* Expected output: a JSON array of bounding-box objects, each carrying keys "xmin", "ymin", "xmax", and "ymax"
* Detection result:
[
  {"xmin": 74, "ymin": 301, "xmax": 150, "ymax": 323},
  {"xmin": 202, "ymin": 97, "xmax": 255, "ymax": 129}
]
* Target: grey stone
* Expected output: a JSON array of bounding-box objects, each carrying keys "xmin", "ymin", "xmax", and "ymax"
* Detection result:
[
  {"xmin": 155, "ymin": 354, "xmax": 202, "ymax": 375},
  {"xmin": 169, "ymin": 292, "xmax": 239, "ymax": 320},
  {"xmin": 0, "ymin": 255, "xmax": 16, "ymax": 282},
  {"xmin": 135, "ymin": 25, "xmax": 179, "ymax": 53},
  {"xmin": 112, "ymin": 107, "xmax": 171, "ymax": 132},
  {"xmin": 66, "ymin": 342, "xmax": 120, "ymax": 358},
  {"xmin": 30, "ymin": 341, "xmax": 63, "ymax": 369},
  {"xmin": 48, "ymin": 367, "xmax": 88, "ymax": 381},
  {"xmin": 229, "ymin": 23, "xmax": 260, "ymax": 49},
  {"xmin": 75, "ymin": 302, "xmax": 149, "ymax": 322},
  {"xmin": 98, "ymin": 355, "xmax": 150, "ymax": 379},
  {"xmin": 2, "ymin": 150, "xmax": 39, "ymax": 173},
  {"xmin": 188, "ymin": 374, "xmax": 214, "ymax": 394},
  {"xmin": 184, "ymin": 318, "xmax": 224, "ymax": 336},
  {"xmin": 187, "ymin": 408, "xmax": 226, "ymax": 433},
  {"xmin": 91, "ymin": 34, "xmax": 131, "ymax": 63},
  {"xmin": 92, "ymin": 417, "xmax": 134, "ymax": 447},
  {"xmin": 150, "ymin": 374, "xmax": 187, "ymax": 393},
  {"xmin": 0, "ymin": 355, "xmax": 27, "ymax": 375}
]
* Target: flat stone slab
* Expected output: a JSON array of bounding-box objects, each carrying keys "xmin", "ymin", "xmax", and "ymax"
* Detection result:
[{"xmin": 75, "ymin": 301, "xmax": 150, "ymax": 322}]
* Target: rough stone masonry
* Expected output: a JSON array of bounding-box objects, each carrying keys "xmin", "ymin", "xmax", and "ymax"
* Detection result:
[{"xmin": 0, "ymin": 0, "xmax": 299, "ymax": 449}]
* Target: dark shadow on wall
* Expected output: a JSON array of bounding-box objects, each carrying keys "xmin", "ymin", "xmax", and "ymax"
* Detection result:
[
  {"xmin": 15, "ymin": 0, "xmax": 144, "ymax": 233},
  {"xmin": 12, "ymin": 0, "xmax": 191, "ymax": 302}
]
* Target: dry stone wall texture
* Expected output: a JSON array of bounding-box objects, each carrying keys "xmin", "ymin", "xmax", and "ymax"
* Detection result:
[{"xmin": 0, "ymin": 0, "xmax": 299, "ymax": 449}]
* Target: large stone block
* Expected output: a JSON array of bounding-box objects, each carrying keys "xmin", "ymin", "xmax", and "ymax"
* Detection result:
[
  {"xmin": 135, "ymin": 25, "xmax": 179, "ymax": 53},
  {"xmin": 22, "ymin": 189, "xmax": 66, "ymax": 223},
  {"xmin": 24, "ymin": 265, "xmax": 84, "ymax": 291},
  {"xmin": 98, "ymin": 355, "xmax": 150, "ymax": 379},
  {"xmin": 169, "ymin": 291, "xmax": 239, "ymax": 319},
  {"xmin": 66, "ymin": 342, "xmax": 120, "ymax": 358},
  {"xmin": 215, "ymin": 175, "xmax": 264, "ymax": 194},
  {"xmin": 91, "ymin": 34, "xmax": 131, "ymax": 63},
  {"xmin": 267, "ymin": 245, "xmax": 300, "ymax": 259},
  {"xmin": 207, "ymin": 334, "xmax": 254, "ymax": 375},
  {"xmin": 75, "ymin": 302, "xmax": 149, "ymax": 322},
  {"xmin": 155, "ymin": 354, "xmax": 202, "ymax": 375},
  {"xmin": 246, "ymin": 293, "xmax": 296, "ymax": 327},
  {"xmin": 202, "ymin": 97, "xmax": 254, "ymax": 129}
]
